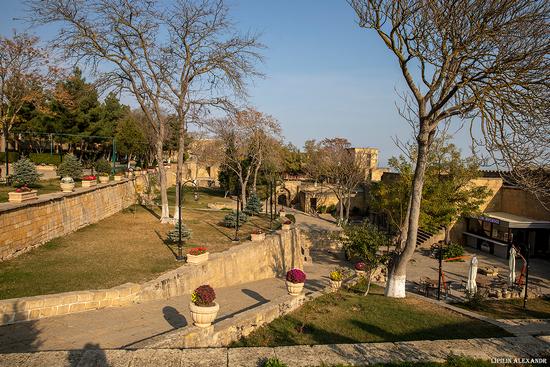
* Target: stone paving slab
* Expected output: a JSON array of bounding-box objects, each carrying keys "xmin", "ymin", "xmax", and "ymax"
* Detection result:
[{"xmin": 0, "ymin": 336, "xmax": 549, "ymax": 367}]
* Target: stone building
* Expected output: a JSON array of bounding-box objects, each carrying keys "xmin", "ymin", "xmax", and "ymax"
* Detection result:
[
  {"xmin": 281, "ymin": 146, "xmax": 384, "ymax": 216},
  {"xmin": 373, "ymin": 170, "xmax": 550, "ymax": 260}
]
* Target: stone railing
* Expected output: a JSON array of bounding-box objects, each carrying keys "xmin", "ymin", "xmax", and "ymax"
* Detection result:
[
  {"xmin": 0, "ymin": 179, "xmax": 136, "ymax": 261},
  {"xmin": 0, "ymin": 227, "xmax": 304, "ymax": 326}
]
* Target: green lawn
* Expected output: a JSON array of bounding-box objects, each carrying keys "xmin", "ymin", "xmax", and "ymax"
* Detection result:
[
  {"xmin": 166, "ymin": 186, "xmax": 234, "ymax": 209},
  {"xmin": 455, "ymin": 297, "xmax": 550, "ymax": 320},
  {"xmin": 0, "ymin": 202, "xmax": 273, "ymax": 300},
  {"xmin": 0, "ymin": 179, "xmax": 61, "ymax": 203},
  {"xmin": 232, "ymin": 282, "xmax": 510, "ymax": 347}
]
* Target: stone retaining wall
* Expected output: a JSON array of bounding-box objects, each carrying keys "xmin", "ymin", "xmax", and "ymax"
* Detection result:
[
  {"xmin": 136, "ymin": 286, "xmax": 323, "ymax": 349},
  {"xmin": 0, "ymin": 228, "xmax": 304, "ymax": 326},
  {"xmin": 0, "ymin": 180, "xmax": 136, "ymax": 261}
]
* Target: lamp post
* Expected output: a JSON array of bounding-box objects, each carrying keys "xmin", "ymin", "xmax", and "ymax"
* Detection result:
[
  {"xmin": 176, "ymin": 179, "xmax": 198, "ymax": 261},
  {"xmin": 523, "ymin": 241, "xmax": 531, "ymax": 308},
  {"xmin": 437, "ymin": 240, "xmax": 443, "ymax": 301}
]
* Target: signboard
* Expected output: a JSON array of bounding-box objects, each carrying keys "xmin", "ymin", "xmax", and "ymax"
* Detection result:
[{"xmin": 478, "ymin": 215, "xmax": 500, "ymax": 225}]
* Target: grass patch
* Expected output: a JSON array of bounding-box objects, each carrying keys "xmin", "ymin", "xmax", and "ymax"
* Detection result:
[
  {"xmin": 166, "ymin": 186, "xmax": 233, "ymax": 209},
  {"xmin": 232, "ymin": 283, "xmax": 511, "ymax": 347},
  {"xmin": 0, "ymin": 202, "xmax": 273, "ymax": 300},
  {"xmin": 0, "ymin": 178, "xmax": 61, "ymax": 203},
  {"xmin": 454, "ymin": 296, "xmax": 550, "ymax": 320}
]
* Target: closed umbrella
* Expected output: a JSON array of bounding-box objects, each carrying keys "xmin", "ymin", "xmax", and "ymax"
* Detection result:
[
  {"xmin": 509, "ymin": 247, "xmax": 517, "ymax": 286},
  {"xmin": 466, "ymin": 256, "xmax": 478, "ymax": 295}
]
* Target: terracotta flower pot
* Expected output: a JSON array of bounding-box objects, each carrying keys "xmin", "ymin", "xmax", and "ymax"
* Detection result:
[
  {"xmin": 286, "ymin": 281, "xmax": 304, "ymax": 296},
  {"xmin": 282, "ymin": 223, "xmax": 291, "ymax": 231},
  {"xmin": 60, "ymin": 182, "xmax": 75, "ymax": 193},
  {"xmin": 114, "ymin": 175, "xmax": 123, "ymax": 181},
  {"xmin": 187, "ymin": 252, "xmax": 209, "ymax": 265},
  {"xmin": 99, "ymin": 176, "xmax": 110, "ymax": 183},
  {"xmin": 189, "ymin": 302, "xmax": 219, "ymax": 327}
]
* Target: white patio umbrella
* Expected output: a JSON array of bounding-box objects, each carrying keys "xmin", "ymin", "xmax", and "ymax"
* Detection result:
[
  {"xmin": 509, "ymin": 247, "xmax": 517, "ymax": 286},
  {"xmin": 466, "ymin": 256, "xmax": 478, "ymax": 295}
]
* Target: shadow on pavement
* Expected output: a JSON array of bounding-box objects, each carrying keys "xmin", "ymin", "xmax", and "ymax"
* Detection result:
[{"xmin": 162, "ymin": 306, "xmax": 188, "ymax": 328}]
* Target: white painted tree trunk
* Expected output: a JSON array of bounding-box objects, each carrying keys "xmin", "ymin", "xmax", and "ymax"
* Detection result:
[{"xmin": 384, "ymin": 274, "xmax": 406, "ymax": 298}]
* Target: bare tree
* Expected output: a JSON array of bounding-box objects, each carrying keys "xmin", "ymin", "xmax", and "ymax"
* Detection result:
[
  {"xmin": 307, "ymin": 138, "xmax": 367, "ymax": 224},
  {"xmin": 0, "ymin": 32, "xmax": 59, "ymax": 175},
  {"xmin": 349, "ymin": 0, "xmax": 550, "ymax": 297},
  {"xmin": 161, "ymin": 0, "xmax": 264, "ymax": 219},
  {"xmin": 211, "ymin": 107, "xmax": 280, "ymax": 205},
  {"xmin": 29, "ymin": 0, "xmax": 176, "ymax": 221}
]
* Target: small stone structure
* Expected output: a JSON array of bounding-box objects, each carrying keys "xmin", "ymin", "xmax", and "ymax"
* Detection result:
[
  {"xmin": 0, "ymin": 180, "xmax": 136, "ymax": 261},
  {"xmin": 0, "ymin": 228, "xmax": 304, "ymax": 326}
]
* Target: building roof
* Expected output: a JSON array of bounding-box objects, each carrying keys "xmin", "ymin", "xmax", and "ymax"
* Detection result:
[{"xmin": 483, "ymin": 211, "xmax": 550, "ymax": 229}]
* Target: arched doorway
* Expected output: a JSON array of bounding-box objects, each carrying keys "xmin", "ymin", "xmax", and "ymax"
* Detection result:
[{"xmin": 277, "ymin": 194, "xmax": 288, "ymax": 207}]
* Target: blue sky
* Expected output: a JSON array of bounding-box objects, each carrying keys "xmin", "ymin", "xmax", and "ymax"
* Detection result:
[{"xmin": 0, "ymin": 0, "xmax": 475, "ymax": 165}]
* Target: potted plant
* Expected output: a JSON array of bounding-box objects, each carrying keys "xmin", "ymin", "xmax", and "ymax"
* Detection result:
[
  {"xmin": 114, "ymin": 172, "xmax": 124, "ymax": 181},
  {"xmin": 189, "ymin": 285, "xmax": 219, "ymax": 327},
  {"xmin": 355, "ymin": 262, "xmax": 366, "ymax": 277},
  {"xmin": 250, "ymin": 229, "xmax": 265, "ymax": 241},
  {"xmin": 281, "ymin": 220, "xmax": 292, "ymax": 231},
  {"xmin": 95, "ymin": 159, "xmax": 111, "ymax": 183},
  {"xmin": 186, "ymin": 246, "xmax": 209, "ymax": 265},
  {"xmin": 8, "ymin": 185, "xmax": 38, "ymax": 203},
  {"xmin": 126, "ymin": 168, "xmax": 134, "ymax": 178},
  {"xmin": 329, "ymin": 268, "xmax": 344, "ymax": 291},
  {"xmin": 285, "ymin": 268, "xmax": 306, "ymax": 296},
  {"xmin": 81, "ymin": 175, "xmax": 97, "ymax": 188},
  {"xmin": 60, "ymin": 177, "xmax": 75, "ymax": 193},
  {"xmin": 279, "ymin": 209, "xmax": 286, "ymax": 218}
]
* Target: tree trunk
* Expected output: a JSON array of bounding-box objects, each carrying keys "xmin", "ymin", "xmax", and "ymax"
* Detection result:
[
  {"xmin": 252, "ymin": 161, "xmax": 261, "ymax": 193},
  {"xmin": 240, "ymin": 178, "xmax": 247, "ymax": 209},
  {"xmin": 385, "ymin": 129, "xmax": 433, "ymax": 298},
  {"xmin": 345, "ymin": 193, "xmax": 351, "ymax": 223},
  {"xmin": 156, "ymin": 124, "xmax": 170, "ymax": 223},
  {"xmin": 173, "ymin": 122, "xmax": 186, "ymax": 221},
  {"xmin": 444, "ymin": 225, "xmax": 450, "ymax": 245},
  {"xmin": 397, "ymin": 195, "xmax": 412, "ymax": 250},
  {"xmin": 338, "ymin": 198, "xmax": 343, "ymax": 225}
]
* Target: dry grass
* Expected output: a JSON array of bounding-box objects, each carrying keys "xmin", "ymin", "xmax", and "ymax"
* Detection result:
[{"xmin": 0, "ymin": 201, "xmax": 274, "ymax": 300}]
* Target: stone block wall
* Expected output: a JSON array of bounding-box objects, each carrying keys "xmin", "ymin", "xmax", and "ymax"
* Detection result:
[
  {"xmin": 0, "ymin": 180, "xmax": 136, "ymax": 261},
  {"xmin": 0, "ymin": 228, "xmax": 304, "ymax": 326},
  {"xmin": 137, "ymin": 228, "xmax": 303, "ymax": 302}
]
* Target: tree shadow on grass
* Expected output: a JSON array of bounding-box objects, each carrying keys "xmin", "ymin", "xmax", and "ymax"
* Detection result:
[
  {"xmin": 206, "ymin": 221, "xmax": 233, "ymax": 241},
  {"xmin": 154, "ymin": 229, "xmax": 178, "ymax": 259},
  {"xmin": 140, "ymin": 204, "xmax": 161, "ymax": 220},
  {"xmin": 349, "ymin": 318, "xmax": 510, "ymax": 343}
]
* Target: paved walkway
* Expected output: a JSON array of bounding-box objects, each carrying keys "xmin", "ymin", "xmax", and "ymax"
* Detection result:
[{"xmin": 0, "ymin": 336, "xmax": 548, "ymax": 367}]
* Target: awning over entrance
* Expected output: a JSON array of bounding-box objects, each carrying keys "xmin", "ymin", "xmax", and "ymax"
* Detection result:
[{"xmin": 480, "ymin": 212, "xmax": 550, "ymax": 229}]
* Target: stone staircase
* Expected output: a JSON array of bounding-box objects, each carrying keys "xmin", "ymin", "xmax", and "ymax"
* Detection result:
[{"xmin": 416, "ymin": 225, "xmax": 446, "ymax": 247}]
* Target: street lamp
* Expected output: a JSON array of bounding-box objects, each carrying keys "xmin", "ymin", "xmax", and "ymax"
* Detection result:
[{"xmin": 176, "ymin": 179, "xmax": 198, "ymax": 261}]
